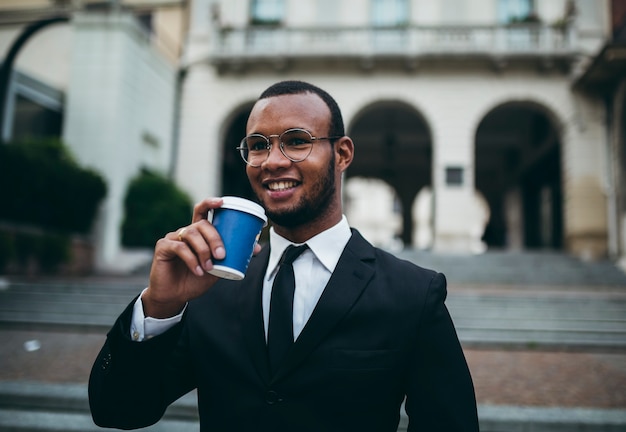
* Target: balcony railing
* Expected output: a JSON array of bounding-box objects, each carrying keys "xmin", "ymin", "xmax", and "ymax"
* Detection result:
[{"xmin": 209, "ymin": 23, "xmax": 577, "ymax": 64}]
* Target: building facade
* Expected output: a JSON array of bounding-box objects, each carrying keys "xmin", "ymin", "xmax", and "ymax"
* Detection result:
[
  {"xmin": 574, "ymin": 0, "xmax": 626, "ymax": 267},
  {"xmin": 0, "ymin": 0, "xmax": 186, "ymax": 272},
  {"xmin": 1, "ymin": 0, "xmax": 623, "ymax": 273},
  {"xmin": 177, "ymin": 0, "xmax": 615, "ymax": 259}
]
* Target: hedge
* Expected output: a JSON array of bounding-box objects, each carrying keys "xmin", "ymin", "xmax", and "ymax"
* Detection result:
[
  {"xmin": 0, "ymin": 139, "xmax": 106, "ymax": 274},
  {"xmin": 0, "ymin": 138, "xmax": 107, "ymax": 234},
  {"xmin": 121, "ymin": 170, "xmax": 193, "ymax": 248}
]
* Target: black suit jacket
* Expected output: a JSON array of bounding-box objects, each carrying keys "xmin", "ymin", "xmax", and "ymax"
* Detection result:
[{"xmin": 89, "ymin": 230, "xmax": 478, "ymax": 431}]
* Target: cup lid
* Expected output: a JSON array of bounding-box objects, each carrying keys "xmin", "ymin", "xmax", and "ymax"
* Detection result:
[{"xmin": 220, "ymin": 196, "xmax": 267, "ymax": 225}]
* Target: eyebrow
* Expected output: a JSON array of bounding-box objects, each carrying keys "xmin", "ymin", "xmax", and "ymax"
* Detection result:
[{"xmin": 247, "ymin": 128, "xmax": 312, "ymax": 136}]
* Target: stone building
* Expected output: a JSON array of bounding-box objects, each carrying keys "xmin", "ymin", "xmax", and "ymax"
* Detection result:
[
  {"xmin": 573, "ymin": 0, "xmax": 626, "ymax": 266},
  {"xmin": 178, "ymin": 0, "xmax": 617, "ymax": 259},
  {"xmin": 0, "ymin": 0, "xmax": 186, "ymax": 272},
  {"xmin": 1, "ymin": 0, "xmax": 624, "ymax": 272}
]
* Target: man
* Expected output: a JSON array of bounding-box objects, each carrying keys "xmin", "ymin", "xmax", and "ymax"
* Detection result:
[{"xmin": 89, "ymin": 80, "xmax": 479, "ymax": 431}]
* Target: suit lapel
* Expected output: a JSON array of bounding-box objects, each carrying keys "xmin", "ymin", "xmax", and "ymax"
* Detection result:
[
  {"xmin": 273, "ymin": 230, "xmax": 376, "ymax": 382},
  {"xmin": 239, "ymin": 246, "xmax": 271, "ymax": 384}
]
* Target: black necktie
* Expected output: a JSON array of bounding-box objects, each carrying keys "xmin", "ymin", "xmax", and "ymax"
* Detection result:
[{"xmin": 267, "ymin": 244, "xmax": 308, "ymax": 374}]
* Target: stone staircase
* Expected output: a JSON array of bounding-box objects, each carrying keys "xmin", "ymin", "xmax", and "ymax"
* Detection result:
[
  {"xmin": 394, "ymin": 250, "xmax": 626, "ymax": 350},
  {"xmin": 0, "ymin": 278, "xmax": 144, "ymax": 330},
  {"xmin": 448, "ymin": 291, "xmax": 626, "ymax": 349},
  {"xmin": 0, "ymin": 250, "xmax": 625, "ymax": 432},
  {"xmin": 0, "ymin": 381, "xmax": 199, "ymax": 431},
  {"xmin": 1, "ymin": 251, "xmax": 625, "ymax": 349},
  {"xmin": 394, "ymin": 249, "xmax": 626, "ymax": 286}
]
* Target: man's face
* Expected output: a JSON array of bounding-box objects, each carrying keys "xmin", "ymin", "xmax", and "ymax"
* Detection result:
[{"xmin": 245, "ymin": 92, "xmax": 339, "ymax": 229}]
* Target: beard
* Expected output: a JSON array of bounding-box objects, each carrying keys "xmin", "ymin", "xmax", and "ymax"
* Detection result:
[{"xmin": 260, "ymin": 153, "xmax": 337, "ymax": 229}]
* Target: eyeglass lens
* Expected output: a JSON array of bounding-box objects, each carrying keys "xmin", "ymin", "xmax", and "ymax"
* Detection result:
[{"xmin": 240, "ymin": 129, "xmax": 314, "ymax": 166}]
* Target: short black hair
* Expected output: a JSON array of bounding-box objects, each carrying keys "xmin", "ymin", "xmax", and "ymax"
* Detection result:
[{"xmin": 259, "ymin": 80, "xmax": 345, "ymax": 139}]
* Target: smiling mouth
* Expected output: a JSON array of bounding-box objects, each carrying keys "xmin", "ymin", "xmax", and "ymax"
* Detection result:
[{"xmin": 266, "ymin": 180, "xmax": 299, "ymax": 191}]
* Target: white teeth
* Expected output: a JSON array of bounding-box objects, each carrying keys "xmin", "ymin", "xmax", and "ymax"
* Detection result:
[{"xmin": 268, "ymin": 181, "xmax": 297, "ymax": 191}]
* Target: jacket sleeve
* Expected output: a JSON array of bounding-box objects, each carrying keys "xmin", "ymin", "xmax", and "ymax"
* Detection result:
[
  {"xmin": 405, "ymin": 272, "xmax": 479, "ymax": 431},
  {"xmin": 88, "ymin": 297, "xmax": 195, "ymax": 430}
]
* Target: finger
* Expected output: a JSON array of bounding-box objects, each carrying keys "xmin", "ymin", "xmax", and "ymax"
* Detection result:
[
  {"xmin": 176, "ymin": 227, "xmax": 187, "ymax": 242},
  {"xmin": 177, "ymin": 221, "xmax": 225, "ymax": 272},
  {"xmin": 156, "ymin": 236, "xmax": 205, "ymax": 277},
  {"xmin": 192, "ymin": 197, "xmax": 224, "ymax": 224},
  {"xmin": 195, "ymin": 219, "xmax": 226, "ymax": 264}
]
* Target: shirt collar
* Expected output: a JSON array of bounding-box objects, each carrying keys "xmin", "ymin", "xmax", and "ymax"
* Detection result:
[{"xmin": 267, "ymin": 215, "xmax": 352, "ymax": 279}]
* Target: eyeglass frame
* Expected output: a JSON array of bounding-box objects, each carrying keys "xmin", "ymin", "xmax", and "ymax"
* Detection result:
[{"xmin": 236, "ymin": 128, "xmax": 343, "ymax": 167}]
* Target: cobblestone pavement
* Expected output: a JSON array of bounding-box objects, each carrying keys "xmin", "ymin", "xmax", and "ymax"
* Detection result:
[{"xmin": 1, "ymin": 327, "xmax": 624, "ymax": 409}]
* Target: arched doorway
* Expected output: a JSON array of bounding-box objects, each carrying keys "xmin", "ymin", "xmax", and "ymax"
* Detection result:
[
  {"xmin": 221, "ymin": 102, "xmax": 255, "ymax": 200},
  {"xmin": 348, "ymin": 101, "xmax": 432, "ymax": 247},
  {"xmin": 475, "ymin": 102, "xmax": 563, "ymax": 250}
]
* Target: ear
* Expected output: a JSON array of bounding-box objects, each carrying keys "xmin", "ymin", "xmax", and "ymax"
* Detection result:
[{"xmin": 334, "ymin": 136, "xmax": 354, "ymax": 173}]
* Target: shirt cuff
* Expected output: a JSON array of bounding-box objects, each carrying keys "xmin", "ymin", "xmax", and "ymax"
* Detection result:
[{"xmin": 130, "ymin": 288, "xmax": 186, "ymax": 341}]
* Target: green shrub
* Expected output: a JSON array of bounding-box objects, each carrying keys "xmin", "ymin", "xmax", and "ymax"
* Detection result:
[
  {"xmin": 14, "ymin": 232, "xmax": 40, "ymax": 266},
  {"xmin": 0, "ymin": 229, "xmax": 71, "ymax": 274},
  {"xmin": 39, "ymin": 233, "xmax": 70, "ymax": 273},
  {"xmin": 0, "ymin": 138, "xmax": 107, "ymax": 234},
  {"xmin": 121, "ymin": 170, "xmax": 193, "ymax": 248}
]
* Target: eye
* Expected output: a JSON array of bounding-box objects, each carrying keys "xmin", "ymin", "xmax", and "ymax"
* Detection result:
[
  {"xmin": 282, "ymin": 131, "xmax": 313, "ymax": 147},
  {"xmin": 247, "ymin": 136, "xmax": 269, "ymax": 152}
]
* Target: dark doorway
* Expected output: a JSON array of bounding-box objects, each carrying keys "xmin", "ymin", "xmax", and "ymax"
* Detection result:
[
  {"xmin": 475, "ymin": 103, "xmax": 563, "ymax": 250},
  {"xmin": 221, "ymin": 103, "xmax": 255, "ymax": 201},
  {"xmin": 348, "ymin": 101, "xmax": 432, "ymax": 246}
]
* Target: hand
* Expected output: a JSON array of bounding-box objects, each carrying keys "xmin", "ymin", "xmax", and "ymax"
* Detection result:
[{"xmin": 143, "ymin": 197, "xmax": 262, "ymax": 319}]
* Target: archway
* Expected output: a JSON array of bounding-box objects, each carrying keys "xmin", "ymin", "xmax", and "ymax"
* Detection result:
[
  {"xmin": 348, "ymin": 101, "xmax": 432, "ymax": 246},
  {"xmin": 475, "ymin": 102, "xmax": 563, "ymax": 250},
  {"xmin": 221, "ymin": 102, "xmax": 255, "ymax": 200}
]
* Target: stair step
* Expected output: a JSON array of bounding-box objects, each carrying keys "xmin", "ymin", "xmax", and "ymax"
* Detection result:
[
  {"xmin": 395, "ymin": 250, "xmax": 626, "ymax": 286},
  {"xmin": 0, "ymin": 409, "xmax": 199, "ymax": 432}
]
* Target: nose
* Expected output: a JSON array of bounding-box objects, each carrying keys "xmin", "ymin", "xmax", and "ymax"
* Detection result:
[{"xmin": 262, "ymin": 136, "xmax": 290, "ymax": 168}]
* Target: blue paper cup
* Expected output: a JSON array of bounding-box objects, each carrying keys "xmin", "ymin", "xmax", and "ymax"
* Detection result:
[{"xmin": 208, "ymin": 196, "xmax": 267, "ymax": 280}]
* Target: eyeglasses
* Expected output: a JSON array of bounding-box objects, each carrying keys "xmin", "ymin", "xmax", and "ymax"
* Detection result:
[{"xmin": 236, "ymin": 128, "xmax": 342, "ymax": 167}]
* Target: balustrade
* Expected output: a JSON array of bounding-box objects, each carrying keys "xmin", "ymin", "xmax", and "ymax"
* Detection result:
[{"xmin": 210, "ymin": 24, "xmax": 576, "ymax": 60}]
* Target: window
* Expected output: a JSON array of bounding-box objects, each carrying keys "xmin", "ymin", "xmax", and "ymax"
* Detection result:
[
  {"xmin": 497, "ymin": 0, "xmax": 534, "ymax": 24},
  {"xmin": 370, "ymin": 0, "xmax": 409, "ymax": 50},
  {"xmin": 12, "ymin": 95, "xmax": 63, "ymax": 141},
  {"xmin": 3, "ymin": 70, "xmax": 63, "ymax": 142},
  {"xmin": 251, "ymin": 0, "xmax": 284, "ymax": 25},
  {"xmin": 371, "ymin": 0, "xmax": 408, "ymax": 27},
  {"xmin": 317, "ymin": 0, "xmax": 338, "ymax": 24},
  {"xmin": 135, "ymin": 12, "xmax": 153, "ymax": 33}
]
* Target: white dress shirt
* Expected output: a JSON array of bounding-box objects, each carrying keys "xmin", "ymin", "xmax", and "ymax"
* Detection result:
[{"xmin": 131, "ymin": 216, "xmax": 352, "ymax": 342}]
